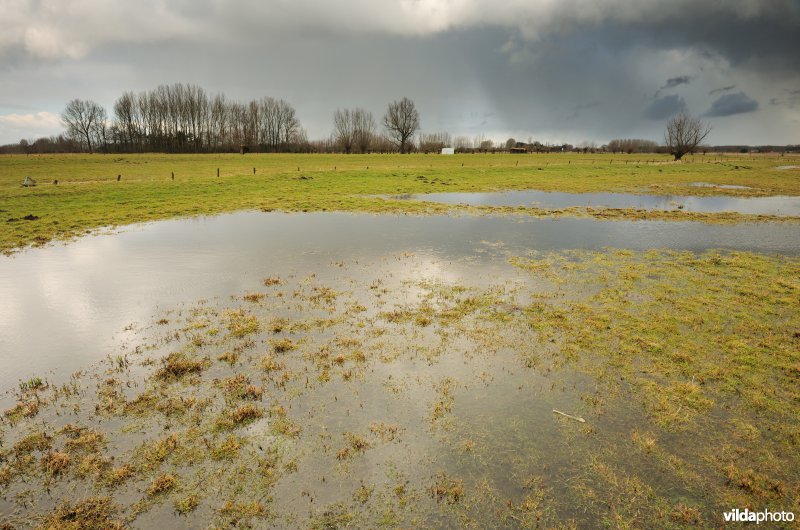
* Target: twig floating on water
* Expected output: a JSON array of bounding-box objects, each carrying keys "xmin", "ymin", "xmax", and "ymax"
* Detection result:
[{"xmin": 552, "ymin": 409, "xmax": 586, "ymax": 423}]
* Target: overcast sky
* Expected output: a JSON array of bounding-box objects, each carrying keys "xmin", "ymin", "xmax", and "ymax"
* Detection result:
[{"xmin": 1, "ymin": 0, "xmax": 799, "ymax": 146}]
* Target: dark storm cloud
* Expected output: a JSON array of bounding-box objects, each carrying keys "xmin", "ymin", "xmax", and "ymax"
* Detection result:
[
  {"xmin": 705, "ymin": 92, "xmax": 759, "ymax": 117},
  {"xmin": 661, "ymin": 76, "xmax": 692, "ymax": 90},
  {"xmin": 1, "ymin": 1, "xmax": 799, "ymax": 144},
  {"xmin": 709, "ymin": 85, "xmax": 736, "ymax": 95},
  {"xmin": 644, "ymin": 95, "xmax": 687, "ymax": 120}
]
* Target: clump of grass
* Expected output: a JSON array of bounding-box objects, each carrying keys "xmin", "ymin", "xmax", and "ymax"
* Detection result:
[
  {"xmin": 225, "ymin": 309, "xmax": 260, "ymax": 337},
  {"xmin": 415, "ymin": 315, "xmax": 432, "ymax": 327},
  {"xmin": 267, "ymin": 318, "xmax": 287, "ymax": 334},
  {"xmin": 217, "ymin": 350, "xmax": 239, "ymax": 365},
  {"xmin": 147, "ymin": 473, "xmax": 177, "ymax": 496},
  {"xmin": 19, "ymin": 376, "xmax": 46, "ymax": 393},
  {"xmin": 670, "ymin": 503, "xmax": 702, "ymax": 524},
  {"xmin": 42, "ymin": 451, "xmax": 71, "ymax": 476},
  {"xmin": 272, "ymin": 417, "xmax": 301, "ymax": 437},
  {"xmin": 369, "ymin": 421, "xmax": 400, "ymax": 442},
  {"xmin": 270, "ymin": 338, "xmax": 296, "ymax": 353},
  {"xmin": 210, "ymin": 436, "xmax": 243, "ymax": 460},
  {"xmin": 216, "ymin": 404, "xmax": 263, "ymax": 431},
  {"xmin": 60, "ymin": 424, "xmax": 105, "ymax": 453},
  {"xmin": 243, "ymin": 292, "xmax": 266, "ymax": 302},
  {"xmin": 104, "ymin": 464, "xmax": 135, "ymax": 486},
  {"xmin": 76, "ymin": 454, "xmax": 108, "ymax": 478},
  {"xmin": 217, "ymin": 500, "xmax": 268, "ymax": 525},
  {"xmin": 0, "ymin": 465, "xmax": 12, "ymax": 487},
  {"xmin": 155, "ymin": 352, "xmax": 209, "ymax": 381},
  {"xmin": 13, "ymin": 431, "xmax": 51, "ymax": 455},
  {"xmin": 38, "ymin": 497, "xmax": 124, "ymax": 530},
  {"xmin": 143, "ymin": 433, "xmax": 179, "ymax": 465},
  {"xmin": 220, "ymin": 374, "xmax": 263, "ymax": 401},
  {"xmin": 430, "ymin": 472, "xmax": 465, "ymax": 504},
  {"xmin": 429, "ymin": 377, "xmax": 456, "ymax": 425},
  {"xmin": 631, "ymin": 430, "xmax": 657, "ymax": 453},
  {"xmin": 337, "ymin": 432, "xmax": 370, "ymax": 460},
  {"xmin": 310, "ymin": 286, "xmax": 338, "ymax": 304},
  {"xmin": 310, "ymin": 503, "xmax": 354, "ymax": 529},
  {"xmin": 263, "ymin": 277, "xmax": 282, "ymax": 286},
  {"xmin": 230, "ymin": 404, "xmax": 263, "ymax": 423},
  {"xmin": 353, "ymin": 483, "xmax": 374, "ymax": 504},
  {"xmin": 260, "ymin": 354, "xmax": 285, "ymax": 372},
  {"xmin": 175, "ymin": 494, "xmax": 200, "ymax": 515},
  {"xmin": 4, "ymin": 399, "xmax": 40, "ymax": 421}
]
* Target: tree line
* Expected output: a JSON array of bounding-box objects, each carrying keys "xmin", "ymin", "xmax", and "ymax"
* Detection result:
[
  {"xmin": 53, "ymin": 84, "xmax": 424, "ymax": 155},
  {"xmin": 80, "ymin": 84, "xmax": 305, "ymax": 153},
  {"xmin": 8, "ymin": 85, "xmax": 796, "ymax": 156}
]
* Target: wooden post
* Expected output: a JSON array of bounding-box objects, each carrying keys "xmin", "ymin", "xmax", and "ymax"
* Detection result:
[
  {"xmin": 253, "ymin": 168, "xmax": 256, "ymax": 175},
  {"xmin": 117, "ymin": 175, "xmax": 121, "ymax": 181},
  {"xmin": 217, "ymin": 168, "xmax": 219, "ymax": 177},
  {"xmin": 171, "ymin": 172, "xmax": 174, "ymax": 180}
]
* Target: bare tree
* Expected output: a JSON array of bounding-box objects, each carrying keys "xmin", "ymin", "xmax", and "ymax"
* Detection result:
[
  {"xmin": 352, "ymin": 109, "xmax": 375, "ymax": 154},
  {"xmin": 333, "ymin": 109, "xmax": 355, "ymax": 154},
  {"xmin": 664, "ymin": 112, "xmax": 711, "ymax": 161},
  {"xmin": 383, "ymin": 97, "xmax": 419, "ymax": 154},
  {"xmin": 62, "ymin": 99, "xmax": 107, "ymax": 153}
]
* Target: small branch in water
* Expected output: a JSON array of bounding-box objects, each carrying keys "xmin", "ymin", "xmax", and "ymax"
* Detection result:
[{"xmin": 552, "ymin": 409, "xmax": 586, "ymax": 423}]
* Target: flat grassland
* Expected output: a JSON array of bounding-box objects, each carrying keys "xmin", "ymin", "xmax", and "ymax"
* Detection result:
[{"xmin": 1, "ymin": 152, "xmax": 799, "ymax": 253}]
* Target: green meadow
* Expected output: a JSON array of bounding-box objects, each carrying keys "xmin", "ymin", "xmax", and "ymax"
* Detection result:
[{"xmin": 2, "ymin": 152, "xmax": 799, "ymax": 253}]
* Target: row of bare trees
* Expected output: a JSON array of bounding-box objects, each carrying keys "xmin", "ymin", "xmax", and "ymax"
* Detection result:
[
  {"xmin": 330, "ymin": 97, "xmax": 421, "ymax": 154},
  {"xmin": 61, "ymin": 84, "xmax": 307, "ymax": 153},
  {"xmin": 108, "ymin": 84, "xmax": 304, "ymax": 153},
  {"xmin": 56, "ymin": 85, "xmax": 711, "ymax": 158},
  {"xmin": 61, "ymin": 86, "xmax": 428, "ymax": 154}
]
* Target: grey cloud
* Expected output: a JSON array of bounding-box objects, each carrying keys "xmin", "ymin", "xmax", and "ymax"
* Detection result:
[
  {"xmin": 644, "ymin": 95, "xmax": 686, "ymax": 120},
  {"xmin": 705, "ymin": 92, "xmax": 759, "ymax": 117},
  {"xmin": 2, "ymin": 0, "xmax": 799, "ymax": 73},
  {"xmin": 1, "ymin": 1, "xmax": 800, "ymax": 146},
  {"xmin": 709, "ymin": 85, "xmax": 736, "ymax": 95},
  {"xmin": 661, "ymin": 76, "xmax": 692, "ymax": 89}
]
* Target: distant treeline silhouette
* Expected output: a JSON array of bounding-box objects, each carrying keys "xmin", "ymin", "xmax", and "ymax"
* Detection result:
[{"xmin": 1, "ymin": 83, "xmax": 799, "ymax": 155}]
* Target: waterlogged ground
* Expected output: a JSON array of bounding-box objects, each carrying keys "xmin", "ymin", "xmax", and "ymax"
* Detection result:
[
  {"xmin": 1, "ymin": 248, "xmax": 798, "ymax": 528},
  {"xmin": 401, "ymin": 189, "xmax": 800, "ymax": 216}
]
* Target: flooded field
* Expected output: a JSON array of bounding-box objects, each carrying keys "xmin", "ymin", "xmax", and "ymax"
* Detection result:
[
  {"xmin": 1, "ymin": 211, "xmax": 798, "ymax": 528},
  {"xmin": 2, "ymin": 212, "xmax": 800, "ymax": 392},
  {"xmin": 401, "ymin": 190, "xmax": 800, "ymax": 216}
]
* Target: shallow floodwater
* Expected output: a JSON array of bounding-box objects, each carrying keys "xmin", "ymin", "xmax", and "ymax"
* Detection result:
[
  {"xmin": 404, "ymin": 190, "xmax": 800, "ymax": 215},
  {"xmin": 1, "ymin": 210, "xmax": 798, "ymax": 528},
  {"xmin": 1, "ymin": 211, "xmax": 799, "ymax": 391}
]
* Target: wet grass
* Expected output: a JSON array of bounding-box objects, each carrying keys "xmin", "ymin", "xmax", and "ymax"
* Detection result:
[
  {"xmin": 2, "ymin": 152, "xmax": 799, "ymax": 253},
  {"xmin": 0, "ymin": 250, "xmax": 797, "ymax": 527}
]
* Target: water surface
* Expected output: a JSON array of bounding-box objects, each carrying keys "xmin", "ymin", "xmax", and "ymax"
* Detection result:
[
  {"xmin": 1, "ymin": 211, "xmax": 799, "ymax": 390},
  {"xmin": 403, "ymin": 190, "xmax": 800, "ymax": 215}
]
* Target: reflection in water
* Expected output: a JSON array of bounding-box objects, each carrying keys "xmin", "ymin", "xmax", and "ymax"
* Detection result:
[
  {"xmin": 1, "ymin": 210, "xmax": 799, "ymax": 390},
  {"xmin": 405, "ymin": 189, "xmax": 800, "ymax": 215}
]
